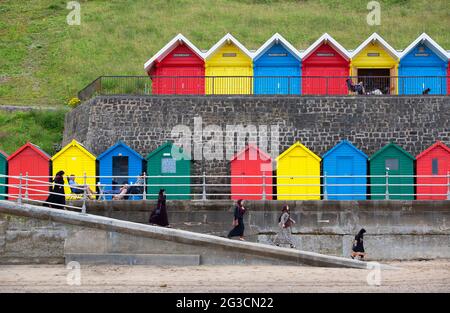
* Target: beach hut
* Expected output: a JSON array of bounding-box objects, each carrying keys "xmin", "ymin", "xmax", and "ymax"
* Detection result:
[
  {"xmin": 399, "ymin": 33, "xmax": 448, "ymax": 95},
  {"xmin": 369, "ymin": 143, "xmax": 415, "ymax": 200},
  {"xmin": 230, "ymin": 144, "xmax": 272, "ymax": 200},
  {"xmin": 302, "ymin": 33, "xmax": 351, "ymax": 95},
  {"xmin": 253, "ymin": 33, "xmax": 301, "ymax": 95},
  {"xmin": 146, "ymin": 141, "xmax": 191, "ymax": 200},
  {"xmin": 97, "ymin": 141, "xmax": 144, "ymax": 200},
  {"xmin": 322, "ymin": 140, "xmax": 368, "ymax": 200},
  {"xmin": 416, "ymin": 141, "xmax": 450, "ymax": 200},
  {"xmin": 0, "ymin": 151, "xmax": 8, "ymax": 200},
  {"xmin": 144, "ymin": 34, "xmax": 205, "ymax": 95},
  {"xmin": 51, "ymin": 139, "xmax": 97, "ymax": 196},
  {"xmin": 204, "ymin": 33, "xmax": 253, "ymax": 95},
  {"xmin": 7, "ymin": 142, "xmax": 51, "ymax": 201},
  {"xmin": 350, "ymin": 33, "xmax": 400, "ymax": 95},
  {"xmin": 276, "ymin": 142, "xmax": 321, "ymax": 200}
]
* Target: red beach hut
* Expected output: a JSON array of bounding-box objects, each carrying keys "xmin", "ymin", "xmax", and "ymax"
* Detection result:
[
  {"xmin": 230, "ymin": 144, "xmax": 273, "ymax": 200},
  {"xmin": 7, "ymin": 142, "xmax": 51, "ymax": 201},
  {"xmin": 144, "ymin": 34, "xmax": 205, "ymax": 95},
  {"xmin": 302, "ymin": 33, "xmax": 350, "ymax": 95},
  {"xmin": 416, "ymin": 141, "xmax": 450, "ymax": 200}
]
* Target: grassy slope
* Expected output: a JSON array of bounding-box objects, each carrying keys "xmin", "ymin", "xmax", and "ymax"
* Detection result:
[
  {"xmin": 0, "ymin": 0, "xmax": 449, "ymax": 106},
  {"xmin": 0, "ymin": 110, "xmax": 66, "ymax": 155}
]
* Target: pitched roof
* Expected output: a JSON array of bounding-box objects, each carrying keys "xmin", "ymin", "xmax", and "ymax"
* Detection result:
[
  {"xmin": 144, "ymin": 33, "xmax": 204, "ymax": 72},
  {"xmin": 51, "ymin": 139, "xmax": 96, "ymax": 161},
  {"xmin": 322, "ymin": 140, "xmax": 368, "ymax": 160},
  {"xmin": 0, "ymin": 150, "xmax": 8, "ymax": 160},
  {"xmin": 416, "ymin": 141, "xmax": 450, "ymax": 159},
  {"xmin": 203, "ymin": 33, "xmax": 253, "ymax": 60},
  {"xmin": 7, "ymin": 142, "xmax": 51, "ymax": 161},
  {"xmin": 97, "ymin": 141, "xmax": 144, "ymax": 160},
  {"xmin": 400, "ymin": 33, "xmax": 448, "ymax": 61},
  {"xmin": 276, "ymin": 141, "xmax": 321, "ymax": 162},
  {"xmin": 351, "ymin": 33, "xmax": 399, "ymax": 60},
  {"xmin": 145, "ymin": 141, "xmax": 190, "ymax": 160},
  {"xmin": 230, "ymin": 143, "xmax": 272, "ymax": 162},
  {"xmin": 253, "ymin": 33, "xmax": 301, "ymax": 62},
  {"xmin": 369, "ymin": 142, "xmax": 415, "ymax": 161},
  {"xmin": 301, "ymin": 33, "xmax": 350, "ymax": 60}
]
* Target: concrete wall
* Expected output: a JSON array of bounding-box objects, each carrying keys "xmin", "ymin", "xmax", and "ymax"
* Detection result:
[
  {"xmin": 63, "ymin": 96, "xmax": 450, "ymax": 193},
  {"xmin": 75, "ymin": 199, "xmax": 450, "ymax": 260}
]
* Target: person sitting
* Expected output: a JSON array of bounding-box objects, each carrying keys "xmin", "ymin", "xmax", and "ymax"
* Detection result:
[
  {"xmin": 113, "ymin": 184, "xmax": 129, "ymax": 200},
  {"xmin": 346, "ymin": 78, "xmax": 365, "ymax": 95},
  {"xmin": 68, "ymin": 175, "xmax": 95, "ymax": 199},
  {"xmin": 126, "ymin": 173, "xmax": 145, "ymax": 197}
]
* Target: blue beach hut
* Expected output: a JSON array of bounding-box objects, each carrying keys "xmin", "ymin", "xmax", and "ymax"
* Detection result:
[
  {"xmin": 97, "ymin": 141, "xmax": 144, "ymax": 200},
  {"xmin": 322, "ymin": 140, "xmax": 368, "ymax": 200},
  {"xmin": 399, "ymin": 33, "xmax": 448, "ymax": 95},
  {"xmin": 253, "ymin": 33, "xmax": 301, "ymax": 95}
]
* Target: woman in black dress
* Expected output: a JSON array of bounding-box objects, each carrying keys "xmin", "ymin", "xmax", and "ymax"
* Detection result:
[
  {"xmin": 149, "ymin": 189, "xmax": 169, "ymax": 227},
  {"xmin": 227, "ymin": 199, "xmax": 246, "ymax": 241},
  {"xmin": 351, "ymin": 228, "xmax": 366, "ymax": 260},
  {"xmin": 44, "ymin": 170, "xmax": 66, "ymax": 210}
]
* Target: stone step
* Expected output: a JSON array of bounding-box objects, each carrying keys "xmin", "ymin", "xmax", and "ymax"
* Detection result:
[{"xmin": 65, "ymin": 253, "xmax": 200, "ymax": 266}]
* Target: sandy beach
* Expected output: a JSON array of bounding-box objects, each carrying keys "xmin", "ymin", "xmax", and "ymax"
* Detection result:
[{"xmin": 0, "ymin": 259, "xmax": 449, "ymax": 293}]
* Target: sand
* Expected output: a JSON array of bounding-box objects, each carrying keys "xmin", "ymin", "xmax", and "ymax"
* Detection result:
[{"xmin": 0, "ymin": 260, "xmax": 449, "ymax": 293}]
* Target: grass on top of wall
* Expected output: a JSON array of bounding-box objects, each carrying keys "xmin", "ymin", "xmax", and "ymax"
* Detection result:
[{"xmin": 0, "ymin": 0, "xmax": 449, "ymax": 106}]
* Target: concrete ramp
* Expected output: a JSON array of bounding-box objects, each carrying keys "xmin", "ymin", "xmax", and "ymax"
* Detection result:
[{"xmin": 0, "ymin": 200, "xmax": 395, "ymax": 269}]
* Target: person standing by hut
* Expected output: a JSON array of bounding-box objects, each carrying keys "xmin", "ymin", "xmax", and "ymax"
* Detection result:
[
  {"xmin": 149, "ymin": 189, "xmax": 169, "ymax": 227},
  {"xmin": 44, "ymin": 170, "xmax": 66, "ymax": 210},
  {"xmin": 351, "ymin": 228, "xmax": 367, "ymax": 260},
  {"xmin": 227, "ymin": 199, "xmax": 246, "ymax": 241},
  {"xmin": 274, "ymin": 205, "xmax": 296, "ymax": 248}
]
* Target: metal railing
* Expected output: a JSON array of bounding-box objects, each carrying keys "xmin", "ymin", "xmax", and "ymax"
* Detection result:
[
  {"xmin": 77, "ymin": 75, "xmax": 450, "ymax": 100},
  {"xmin": 1, "ymin": 172, "xmax": 449, "ymax": 212}
]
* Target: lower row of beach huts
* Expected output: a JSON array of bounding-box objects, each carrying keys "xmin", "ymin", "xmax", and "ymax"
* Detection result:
[{"xmin": 0, "ymin": 139, "xmax": 449, "ymax": 201}]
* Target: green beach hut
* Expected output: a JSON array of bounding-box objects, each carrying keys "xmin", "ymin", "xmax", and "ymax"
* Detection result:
[
  {"xmin": 146, "ymin": 141, "xmax": 191, "ymax": 200},
  {"xmin": 0, "ymin": 151, "xmax": 8, "ymax": 200},
  {"xmin": 369, "ymin": 143, "xmax": 415, "ymax": 200}
]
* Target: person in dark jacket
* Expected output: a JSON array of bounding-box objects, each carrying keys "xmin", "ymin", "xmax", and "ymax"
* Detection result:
[
  {"xmin": 44, "ymin": 170, "xmax": 66, "ymax": 210},
  {"xmin": 227, "ymin": 199, "xmax": 246, "ymax": 241},
  {"xmin": 351, "ymin": 228, "xmax": 367, "ymax": 260},
  {"xmin": 149, "ymin": 189, "xmax": 169, "ymax": 227}
]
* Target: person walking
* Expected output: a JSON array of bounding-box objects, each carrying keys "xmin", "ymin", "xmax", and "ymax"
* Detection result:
[
  {"xmin": 44, "ymin": 170, "xmax": 66, "ymax": 210},
  {"xmin": 149, "ymin": 189, "xmax": 169, "ymax": 227},
  {"xmin": 227, "ymin": 199, "xmax": 246, "ymax": 241},
  {"xmin": 274, "ymin": 205, "xmax": 296, "ymax": 248},
  {"xmin": 351, "ymin": 228, "xmax": 367, "ymax": 260}
]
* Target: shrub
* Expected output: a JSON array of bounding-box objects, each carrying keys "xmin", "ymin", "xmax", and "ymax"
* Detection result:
[{"xmin": 67, "ymin": 97, "xmax": 81, "ymax": 108}]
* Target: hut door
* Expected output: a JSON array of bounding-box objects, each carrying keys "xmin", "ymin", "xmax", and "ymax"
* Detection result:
[
  {"xmin": 336, "ymin": 156, "xmax": 353, "ymax": 198},
  {"xmin": 113, "ymin": 156, "xmax": 129, "ymax": 184},
  {"xmin": 357, "ymin": 69, "xmax": 391, "ymax": 94}
]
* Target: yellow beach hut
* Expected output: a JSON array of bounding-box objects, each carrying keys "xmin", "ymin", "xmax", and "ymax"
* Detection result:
[
  {"xmin": 350, "ymin": 33, "xmax": 400, "ymax": 95},
  {"xmin": 204, "ymin": 33, "xmax": 253, "ymax": 95},
  {"xmin": 276, "ymin": 142, "xmax": 321, "ymax": 200},
  {"xmin": 51, "ymin": 139, "xmax": 97, "ymax": 197}
]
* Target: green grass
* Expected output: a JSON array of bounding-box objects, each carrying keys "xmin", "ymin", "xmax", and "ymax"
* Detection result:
[
  {"xmin": 0, "ymin": 110, "xmax": 66, "ymax": 155},
  {"xmin": 0, "ymin": 0, "xmax": 449, "ymax": 106}
]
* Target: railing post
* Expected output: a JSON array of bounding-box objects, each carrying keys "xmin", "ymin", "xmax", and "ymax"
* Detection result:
[
  {"xmin": 25, "ymin": 172, "xmax": 29, "ymax": 200},
  {"xmin": 81, "ymin": 172, "xmax": 87, "ymax": 214},
  {"xmin": 385, "ymin": 168, "xmax": 390, "ymax": 200},
  {"xmin": 262, "ymin": 171, "xmax": 266, "ymax": 200},
  {"xmin": 323, "ymin": 171, "xmax": 328, "ymax": 200},
  {"xmin": 18, "ymin": 173, "xmax": 22, "ymax": 204},
  {"xmin": 143, "ymin": 172, "xmax": 146, "ymax": 200},
  {"xmin": 202, "ymin": 171, "xmax": 206, "ymax": 201}
]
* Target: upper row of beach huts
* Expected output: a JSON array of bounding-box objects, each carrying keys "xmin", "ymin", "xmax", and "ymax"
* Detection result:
[
  {"xmin": 0, "ymin": 140, "xmax": 448, "ymax": 202},
  {"xmin": 144, "ymin": 33, "xmax": 450, "ymax": 95}
]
